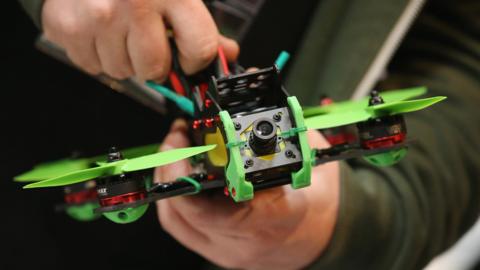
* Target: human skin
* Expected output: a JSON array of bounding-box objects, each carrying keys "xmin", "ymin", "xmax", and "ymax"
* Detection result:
[
  {"xmin": 155, "ymin": 120, "xmax": 340, "ymax": 270},
  {"xmin": 41, "ymin": 0, "xmax": 239, "ymax": 81}
]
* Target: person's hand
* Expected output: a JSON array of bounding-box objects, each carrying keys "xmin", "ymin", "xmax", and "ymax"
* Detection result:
[
  {"xmin": 42, "ymin": 0, "xmax": 239, "ymax": 80},
  {"xmin": 155, "ymin": 120, "xmax": 340, "ymax": 270}
]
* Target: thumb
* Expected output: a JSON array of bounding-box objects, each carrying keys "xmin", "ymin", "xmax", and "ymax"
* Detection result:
[
  {"xmin": 154, "ymin": 119, "xmax": 192, "ymax": 183},
  {"xmin": 219, "ymin": 35, "xmax": 240, "ymax": 61}
]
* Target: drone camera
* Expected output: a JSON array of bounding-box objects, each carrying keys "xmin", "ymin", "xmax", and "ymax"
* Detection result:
[{"xmin": 249, "ymin": 118, "xmax": 278, "ymax": 155}]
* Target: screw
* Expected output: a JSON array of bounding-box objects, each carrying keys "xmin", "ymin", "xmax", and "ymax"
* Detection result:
[
  {"xmin": 245, "ymin": 159, "xmax": 254, "ymax": 167},
  {"xmin": 285, "ymin": 150, "xmax": 295, "ymax": 158},
  {"xmin": 273, "ymin": 113, "xmax": 282, "ymax": 122},
  {"xmin": 234, "ymin": 122, "xmax": 242, "ymax": 130}
]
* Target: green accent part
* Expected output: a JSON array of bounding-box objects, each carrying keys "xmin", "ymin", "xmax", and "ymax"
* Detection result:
[
  {"xmin": 14, "ymin": 159, "xmax": 91, "ymax": 182},
  {"xmin": 65, "ymin": 202, "xmax": 100, "ymax": 222},
  {"xmin": 226, "ymin": 140, "xmax": 247, "ymax": 149},
  {"xmin": 146, "ymin": 81, "xmax": 194, "ymax": 116},
  {"xmin": 305, "ymin": 109, "xmax": 372, "ymax": 130},
  {"xmin": 24, "ymin": 162, "xmax": 124, "ymax": 189},
  {"xmin": 122, "ymin": 144, "xmax": 216, "ymax": 172},
  {"xmin": 303, "ymin": 87, "xmax": 428, "ymax": 117},
  {"xmin": 280, "ymin": 126, "xmax": 308, "ymax": 139},
  {"xmin": 102, "ymin": 204, "xmax": 149, "ymax": 224},
  {"xmin": 219, "ymin": 111, "xmax": 253, "ymax": 202},
  {"xmin": 367, "ymin": 96, "xmax": 446, "ymax": 116},
  {"xmin": 24, "ymin": 145, "xmax": 216, "ymax": 189},
  {"xmin": 275, "ymin": 51, "xmax": 290, "ymax": 71},
  {"xmin": 144, "ymin": 174, "xmax": 153, "ymax": 190},
  {"xmin": 287, "ymin": 96, "xmax": 312, "ymax": 189},
  {"xmin": 178, "ymin": 177, "xmax": 202, "ymax": 195},
  {"xmin": 15, "ymin": 143, "xmax": 160, "ymax": 182},
  {"xmin": 363, "ymin": 148, "xmax": 408, "ymax": 167},
  {"xmin": 305, "ymin": 96, "xmax": 446, "ymax": 130}
]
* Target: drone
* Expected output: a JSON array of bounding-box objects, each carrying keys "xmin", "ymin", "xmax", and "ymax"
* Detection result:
[{"xmin": 14, "ymin": 47, "xmax": 445, "ymax": 224}]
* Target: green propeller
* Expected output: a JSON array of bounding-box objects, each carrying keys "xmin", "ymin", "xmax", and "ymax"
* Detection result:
[
  {"xmin": 23, "ymin": 144, "xmax": 216, "ymax": 189},
  {"xmin": 14, "ymin": 159, "xmax": 92, "ymax": 182},
  {"xmin": 303, "ymin": 87, "xmax": 427, "ymax": 117},
  {"xmin": 305, "ymin": 96, "xmax": 446, "ymax": 130},
  {"xmin": 14, "ymin": 143, "xmax": 160, "ymax": 182}
]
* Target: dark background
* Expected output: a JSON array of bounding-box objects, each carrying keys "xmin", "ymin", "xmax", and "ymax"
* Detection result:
[{"xmin": 1, "ymin": 2, "xmax": 197, "ymax": 270}]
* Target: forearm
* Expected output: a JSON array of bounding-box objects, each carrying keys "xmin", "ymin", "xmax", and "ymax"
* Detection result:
[{"xmin": 310, "ymin": 2, "xmax": 480, "ymax": 269}]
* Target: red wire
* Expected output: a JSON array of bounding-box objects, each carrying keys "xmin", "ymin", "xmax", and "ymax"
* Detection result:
[
  {"xmin": 217, "ymin": 46, "xmax": 230, "ymax": 76},
  {"xmin": 169, "ymin": 71, "xmax": 186, "ymax": 96}
]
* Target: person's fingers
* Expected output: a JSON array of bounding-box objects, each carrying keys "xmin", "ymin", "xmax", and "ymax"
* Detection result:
[
  {"xmin": 127, "ymin": 13, "xmax": 170, "ymax": 82},
  {"xmin": 65, "ymin": 37, "xmax": 103, "ymax": 75},
  {"xmin": 168, "ymin": 182, "xmax": 297, "ymax": 232},
  {"xmin": 42, "ymin": 4, "xmax": 102, "ymax": 75},
  {"xmin": 219, "ymin": 35, "xmax": 240, "ymax": 61},
  {"xmin": 95, "ymin": 23, "xmax": 134, "ymax": 79},
  {"xmin": 307, "ymin": 129, "xmax": 331, "ymax": 149},
  {"xmin": 164, "ymin": 0, "xmax": 218, "ymax": 74},
  {"xmin": 157, "ymin": 199, "xmax": 212, "ymax": 250},
  {"xmin": 154, "ymin": 119, "xmax": 190, "ymax": 183}
]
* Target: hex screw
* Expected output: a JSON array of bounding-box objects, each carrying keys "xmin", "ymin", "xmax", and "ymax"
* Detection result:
[
  {"xmin": 245, "ymin": 159, "xmax": 254, "ymax": 167},
  {"xmin": 285, "ymin": 150, "xmax": 295, "ymax": 158},
  {"xmin": 273, "ymin": 113, "xmax": 282, "ymax": 122},
  {"xmin": 234, "ymin": 122, "xmax": 242, "ymax": 130}
]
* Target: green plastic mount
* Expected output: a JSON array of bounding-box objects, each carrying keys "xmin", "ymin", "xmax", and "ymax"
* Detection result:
[
  {"xmin": 363, "ymin": 148, "xmax": 408, "ymax": 167},
  {"xmin": 65, "ymin": 202, "xmax": 100, "ymax": 222},
  {"xmin": 287, "ymin": 96, "xmax": 312, "ymax": 189},
  {"xmin": 178, "ymin": 176, "xmax": 202, "ymax": 195},
  {"xmin": 219, "ymin": 111, "xmax": 253, "ymax": 202},
  {"xmin": 102, "ymin": 204, "xmax": 149, "ymax": 224}
]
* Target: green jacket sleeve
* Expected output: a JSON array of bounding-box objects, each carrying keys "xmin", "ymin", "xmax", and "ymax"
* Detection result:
[
  {"xmin": 17, "ymin": 0, "xmax": 44, "ymax": 29},
  {"xmin": 308, "ymin": 2, "xmax": 480, "ymax": 269}
]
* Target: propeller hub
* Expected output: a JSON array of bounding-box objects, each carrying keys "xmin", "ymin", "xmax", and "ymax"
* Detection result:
[
  {"xmin": 107, "ymin": 147, "xmax": 124, "ymax": 162},
  {"xmin": 369, "ymin": 90, "xmax": 385, "ymax": 106}
]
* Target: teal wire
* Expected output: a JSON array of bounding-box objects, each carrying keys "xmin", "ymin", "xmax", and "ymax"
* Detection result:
[
  {"xmin": 146, "ymin": 81, "xmax": 194, "ymax": 116},
  {"xmin": 275, "ymin": 51, "xmax": 290, "ymax": 71}
]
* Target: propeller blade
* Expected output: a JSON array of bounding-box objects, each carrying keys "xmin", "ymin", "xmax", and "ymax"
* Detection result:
[
  {"xmin": 305, "ymin": 96, "xmax": 445, "ymax": 129},
  {"xmin": 303, "ymin": 87, "xmax": 428, "ymax": 117},
  {"xmin": 368, "ymin": 96, "xmax": 446, "ymax": 116},
  {"xmin": 305, "ymin": 110, "xmax": 371, "ymax": 130},
  {"xmin": 121, "ymin": 143, "xmax": 160, "ymax": 159},
  {"xmin": 381, "ymin": 86, "xmax": 427, "ymax": 103},
  {"xmin": 23, "ymin": 163, "xmax": 120, "ymax": 189},
  {"xmin": 15, "ymin": 144, "xmax": 159, "ymax": 183},
  {"xmin": 14, "ymin": 159, "xmax": 91, "ymax": 182},
  {"xmin": 122, "ymin": 144, "xmax": 216, "ymax": 172}
]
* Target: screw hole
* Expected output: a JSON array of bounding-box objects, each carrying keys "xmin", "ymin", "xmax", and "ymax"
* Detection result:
[{"xmin": 118, "ymin": 212, "xmax": 127, "ymax": 220}]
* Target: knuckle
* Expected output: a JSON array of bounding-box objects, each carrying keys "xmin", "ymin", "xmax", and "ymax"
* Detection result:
[
  {"xmin": 60, "ymin": 18, "xmax": 82, "ymax": 37},
  {"xmin": 193, "ymin": 37, "xmax": 218, "ymax": 63},
  {"xmin": 89, "ymin": 0, "xmax": 116, "ymax": 23},
  {"xmin": 143, "ymin": 64, "xmax": 168, "ymax": 81}
]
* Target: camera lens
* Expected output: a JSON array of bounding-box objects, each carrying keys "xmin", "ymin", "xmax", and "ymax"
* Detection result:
[
  {"xmin": 256, "ymin": 121, "xmax": 274, "ymax": 136},
  {"xmin": 250, "ymin": 118, "xmax": 277, "ymax": 155}
]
